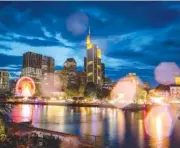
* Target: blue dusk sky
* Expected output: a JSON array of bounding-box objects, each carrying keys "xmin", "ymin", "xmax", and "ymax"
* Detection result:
[{"xmin": 0, "ymin": 1, "xmax": 180, "ymax": 87}]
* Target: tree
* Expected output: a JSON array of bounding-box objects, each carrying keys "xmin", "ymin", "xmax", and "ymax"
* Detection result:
[
  {"xmin": 78, "ymin": 84, "xmax": 85, "ymax": 96},
  {"xmin": 84, "ymin": 82, "xmax": 97, "ymax": 98},
  {"xmin": 97, "ymin": 88, "xmax": 110, "ymax": 99},
  {"xmin": 135, "ymin": 87, "xmax": 147, "ymax": 104},
  {"xmin": 66, "ymin": 83, "xmax": 79, "ymax": 98},
  {"xmin": 34, "ymin": 83, "xmax": 41, "ymax": 97},
  {"xmin": 0, "ymin": 104, "xmax": 12, "ymax": 122}
]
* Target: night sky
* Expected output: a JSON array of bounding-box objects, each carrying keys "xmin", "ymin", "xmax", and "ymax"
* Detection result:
[{"xmin": 0, "ymin": 1, "xmax": 180, "ymax": 87}]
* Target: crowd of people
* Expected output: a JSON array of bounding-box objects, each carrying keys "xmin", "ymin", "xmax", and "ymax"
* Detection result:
[{"xmin": 0, "ymin": 132, "xmax": 62, "ymax": 148}]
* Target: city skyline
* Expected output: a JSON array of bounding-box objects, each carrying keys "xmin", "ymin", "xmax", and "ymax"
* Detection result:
[{"xmin": 0, "ymin": 2, "xmax": 180, "ymax": 87}]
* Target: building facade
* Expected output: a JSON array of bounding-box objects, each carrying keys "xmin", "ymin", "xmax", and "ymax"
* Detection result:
[
  {"xmin": 84, "ymin": 57, "xmax": 86, "ymax": 72},
  {"xmin": 22, "ymin": 52, "xmax": 55, "ymax": 82},
  {"xmin": 86, "ymin": 28, "xmax": 102, "ymax": 85},
  {"xmin": 102, "ymin": 77, "xmax": 112, "ymax": 90},
  {"xmin": 9, "ymin": 79, "xmax": 17, "ymax": 95},
  {"xmin": 64, "ymin": 58, "xmax": 78, "ymax": 86},
  {"xmin": 143, "ymin": 82, "xmax": 150, "ymax": 90},
  {"xmin": 101, "ymin": 63, "xmax": 105, "ymax": 84},
  {"xmin": 170, "ymin": 85, "xmax": 180, "ymax": 99},
  {"xmin": 0, "ymin": 70, "xmax": 9, "ymax": 92},
  {"xmin": 169, "ymin": 76, "xmax": 180, "ymax": 100},
  {"xmin": 77, "ymin": 71, "xmax": 86, "ymax": 86}
]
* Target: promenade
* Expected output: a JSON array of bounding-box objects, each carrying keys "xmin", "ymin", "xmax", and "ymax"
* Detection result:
[{"xmin": 0, "ymin": 99, "xmax": 151, "ymax": 111}]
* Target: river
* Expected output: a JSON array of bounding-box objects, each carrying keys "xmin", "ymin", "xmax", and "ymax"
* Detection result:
[{"xmin": 10, "ymin": 104, "xmax": 180, "ymax": 148}]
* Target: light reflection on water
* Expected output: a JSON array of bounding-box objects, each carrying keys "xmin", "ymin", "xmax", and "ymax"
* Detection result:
[{"xmin": 10, "ymin": 105, "xmax": 180, "ymax": 148}]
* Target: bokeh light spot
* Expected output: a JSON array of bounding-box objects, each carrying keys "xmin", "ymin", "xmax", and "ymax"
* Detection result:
[
  {"xmin": 145, "ymin": 106, "xmax": 175, "ymax": 138},
  {"xmin": 155, "ymin": 62, "xmax": 180, "ymax": 85}
]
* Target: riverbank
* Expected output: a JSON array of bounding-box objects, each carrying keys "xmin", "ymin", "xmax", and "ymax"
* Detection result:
[
  {"xmin": 5, "ymin": 122, "xmax": 93, "ymax": 148},
  {"xmin": 0, "ymin": 100, "xmax": 116, "ymax": 108},
  {"xmin": 0, "ymin": 100, "xmax": 152, "ymax": 111}
]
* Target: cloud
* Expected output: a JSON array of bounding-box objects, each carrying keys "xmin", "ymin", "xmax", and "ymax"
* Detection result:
[
  {"xmin": 55, "ymin": 33, "xmax": 75, "ymax": 47},
  {"xmin": 0, "ymin": 65, "xmax": 21, "ymax": 70},
  {"xmin": 9, "ymin": 71, "xmax": 21, "ymax": 79},
  {"xmin": 0, "ymin": 1, "xmax": 179, "ymax": 88},
  {"xmin": 66, "ymin": 13, "xmax": 89, "ymax": 35},
  {"xmin": 0, "ymin": 40, "xmax": 83, "ymax": 67},
  {"xmin": 0, "ymin": 44, "xmax": 12, "ymax": 50},
  {"xmin": 41, "ymin": 27, "xmax": 53, "ymax": 38}
]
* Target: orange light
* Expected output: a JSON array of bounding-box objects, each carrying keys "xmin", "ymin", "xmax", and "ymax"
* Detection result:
[
  {"xmin": 97, "ymin": 49, "xmax": 101, "ymax": 58},
  {"xmin": 175, "ymin": 76, "xmax": 180, "ymax": 85},
  {"xmin": 16, "ymin": 76, "xmax": 36, "ymax": 97}
]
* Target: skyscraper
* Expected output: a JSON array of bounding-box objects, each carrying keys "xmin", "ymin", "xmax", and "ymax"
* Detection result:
[
  {"xmin": 86, "ymin": 27, "xmax": 102, "ymax": 85},
  {"xmin": 0, "ymin": 70, "xmax": 9, "ymax": 93},
  {"xmin": 22, "ymin": 51, "xmax": 54, "ymax": 81},
  {"xmin": 64, "ymin": 58, "xmax": 78, "ymax": 86},
  {"xmin": 84, "ymin": 57, "xmax": 86, "ymax": 72},
  {"xmin": 101, "ymin": 63, "xmax": 105, "ymax": 84}
]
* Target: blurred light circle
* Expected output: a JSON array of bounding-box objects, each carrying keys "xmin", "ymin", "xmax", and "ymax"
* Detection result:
[
  {"xmin": 155, "ymin": 62, "xmax": 180, "ymax": 85},
  {"xmin": 66, "ymin": 13, "xmax": 89, "ymax": 35},
  {"xmin": 16, "ymin": 76, "xmax": 36, "ymax": 97},
  {"xmin": 145, "ymin": 106, "xmax": 174, "ymax": 138},
  {"xmin": 110, "ymin": 76, "xmax": 137, "ymax": 108}
]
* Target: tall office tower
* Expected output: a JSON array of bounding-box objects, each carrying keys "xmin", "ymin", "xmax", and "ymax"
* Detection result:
[
  {"xmin": 64, "ymin": 58, "xmax": 78, "ymax": 86},
  {"xmin": 0, "ymin": 70, "xmax": 9, "ymax": 93},
  {"xmin": 22, "ymin": 51, "xmax": 55, "ymax": 82},
  {"xmin": 77, "ymin": 71, "xmax": 86, "ymax": 86},
  {"xmin": 101, "ymin": 63, "xmax": 105, "ymax": 84},
  {"xmin": 84, "ymin": 57, "xmax": 86, "ymax": 72},
  {"xmin": 86, "ymin": 28, "xmax": 102, "ymax": 85}
]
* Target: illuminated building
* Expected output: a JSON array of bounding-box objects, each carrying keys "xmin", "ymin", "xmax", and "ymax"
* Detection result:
[
  {"xmin": 143, "ymin": 82, "xmax": 150, "ymax": 90},
  {"xmin": 0, "ymin": 70, "xmax": 9, "ymax": 93},
  {"xmin": 155, "ymin": 84, "xmax": 170, "ymax": 99},
  {"xmin": 9, "ymin": 79, "xmax": 17, "ymax": 95},
  {"xmin": 85, "ymin": 27, "xmax": 102, "ymax": 85},
  {"xmin": 55, "ymin": 70, "xmax": 68, "ymax": 90},
  {"xmin": 175, "ymin": 76, "xmax": 180, "ymax": 85},
  {"xmin": 170, "ymin": 85, "xmax": 180, "ymax": 99},
  {"xmin": 77, "ymin": 71, "xmax": 86, "ymax": 86},
  {"xmin": 103, "ymin": 77, "xmax": 112, "ymax": 90},
  {"xmin": 22, "ymin": 52, "xmax": 54, "ymax": 82},
  {"xmin": 84, "ymin": 57, "xmax": 86, "ymax": 72},
  {"xmin": 64, "ymin": 58, "xmax": 78, "ymax": 86},
  {"xmin": 169, "ymin": 76, "xmax": 180, "ymax": 99},
  {"xmin": 101, "ymin": 63, "xmax": 105, "ymax": 84}
]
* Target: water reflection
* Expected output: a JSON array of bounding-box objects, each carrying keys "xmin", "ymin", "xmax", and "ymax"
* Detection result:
[{"xmin": 10, "ymin": 105, "xmax": 180, "ymax": 147}]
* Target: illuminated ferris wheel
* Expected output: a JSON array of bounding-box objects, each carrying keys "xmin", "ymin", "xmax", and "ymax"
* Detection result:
[{"xmin": 15, "ymin": 76, "xmax": 36, "ymax": 97}]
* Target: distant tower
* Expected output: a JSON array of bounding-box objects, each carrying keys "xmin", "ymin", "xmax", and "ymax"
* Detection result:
[
  {"xmin": 86, "ymin": 27, "xmax": 102, "ymax": 85},
  {"xmin": 64, "ymin": 58, "xmax": 78, "ymax": 85}
]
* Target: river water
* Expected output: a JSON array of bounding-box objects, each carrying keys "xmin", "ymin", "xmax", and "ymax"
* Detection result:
[{"xmin": 10, "ymin": 104, "xmax": 180, "ymax": 148}]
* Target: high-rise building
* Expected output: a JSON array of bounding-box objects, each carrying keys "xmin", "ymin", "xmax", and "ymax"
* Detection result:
[
  {"xmin": 22, "ymin": 51, "xmax": 55, "ymax": 81},
  {"xmin": 102, "ymin": 77, "xmax": 112, "ymax": 90},
  {"xmin": 0, "ymin": 70, "xmax": 9, "ymax": 93},
  {"xmin": 64, "ymin": 58, "xmax": 78, "ymax": 86},
  {"xmin": 84, "ymin": 57, "xmax": 86, "ymax": 72},
  {"xmin": 9, "ymin": 79, "xmax": 17, "ymax": 95},
  {"xmin": 101, "ymin": 63, "xmax": 105, "ymax": 84},
  {"xmin": 86, "ymin": 28, "xmax": 102, "ymax": 85},
  {"xmin": 77, "ymin": 71, "xmax": 86, "ymax": 86}
]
